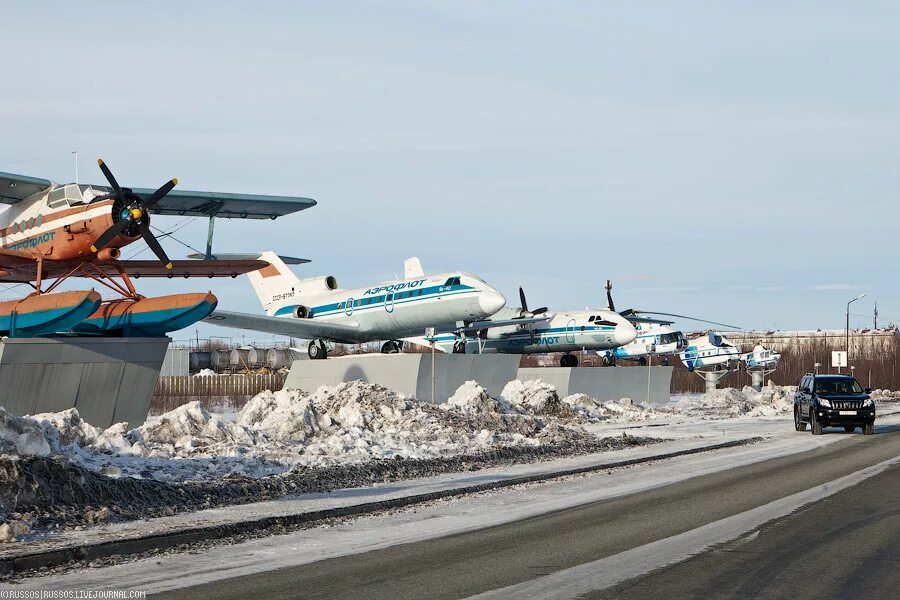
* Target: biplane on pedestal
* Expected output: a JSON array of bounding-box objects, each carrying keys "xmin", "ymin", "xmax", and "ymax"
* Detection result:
[{"xmin": 0, "ymin": 159, "xmax": 315, "ymax": 337}]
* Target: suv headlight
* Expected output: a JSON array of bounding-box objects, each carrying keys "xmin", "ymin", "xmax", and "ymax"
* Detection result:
[
  {"xmin": 863, "ymin": 398, "xmax": 875, "ymax": 408},
  {"xmin": 819, "ymin": 398, "xmax": 832, "ymax": 408}
]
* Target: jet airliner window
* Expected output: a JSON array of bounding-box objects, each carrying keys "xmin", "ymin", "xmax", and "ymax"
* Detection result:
[
  {"xmin": 444, "ymin": 277, "xmax": 461, "ymax": 286},
  {"xmin": 589, "ymin": 316, "xmax": 595, "ymax": 322}
]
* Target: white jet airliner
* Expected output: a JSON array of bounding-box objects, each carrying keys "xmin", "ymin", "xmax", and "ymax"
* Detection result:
[{"xmin": 203, "ymin": 253, "xmax": 506, "ymax": 359}]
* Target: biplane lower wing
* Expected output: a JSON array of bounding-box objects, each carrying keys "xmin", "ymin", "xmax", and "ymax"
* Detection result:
[{"xmin": 0, "ymin": 250, "xmax": 268, "ymax": 283}]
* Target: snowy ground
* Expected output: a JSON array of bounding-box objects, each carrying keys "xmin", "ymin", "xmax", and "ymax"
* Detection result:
[
  {"xmin": 14, "ymin": 410, "xmax": 900, "ymax": 593},
  {"xmin": 1, "ymin": 379, "xmax": 896, "ymax": 543}
]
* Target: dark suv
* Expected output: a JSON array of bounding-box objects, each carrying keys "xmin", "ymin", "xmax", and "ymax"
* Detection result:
[{"xmin": 794, "ymin": 374, "xmax": 876, "ymax": 435}]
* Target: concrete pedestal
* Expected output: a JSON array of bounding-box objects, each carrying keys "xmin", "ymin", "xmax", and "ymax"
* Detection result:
[
  {"xmin": 283, "ymin": 353, "xmax": 521, "ymax": 403},
  {"xmin": 517, "ymin": 365, "xmax": 674, "ymax": 406},
  {"xmin": 699, "ymin": 370, "xmax": 734, "ymax": 393},
  {"xmin": 0, "ymin": 336, "xmax": 169, "ymax": 427}
]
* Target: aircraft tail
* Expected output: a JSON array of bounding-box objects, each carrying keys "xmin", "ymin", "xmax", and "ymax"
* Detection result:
[{"xmin": 245, "ymin": 251, "xmax": 303, "ymax": 314}]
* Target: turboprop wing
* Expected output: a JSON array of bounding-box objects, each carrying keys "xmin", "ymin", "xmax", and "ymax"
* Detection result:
[
  {"xmin": 203, "ymin": 310, "xmax": 366, "ymax": 343},
  {"xmin": 457, "ymin": 316, "xmax": 550, "ymax": 332}
]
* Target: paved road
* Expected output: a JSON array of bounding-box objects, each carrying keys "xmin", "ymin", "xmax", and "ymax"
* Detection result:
[
  {"xmin": 155, "ymin": 426, "xmax": 900, "ymax": 600},
  {"xmin": 591, "ymin": 462, "xmax": 900, "ymax": 599}
]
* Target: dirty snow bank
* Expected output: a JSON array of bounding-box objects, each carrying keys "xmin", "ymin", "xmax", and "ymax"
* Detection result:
[{"xmin": 0, "ymin": 381, "xmax": 628, "ymax": 484}]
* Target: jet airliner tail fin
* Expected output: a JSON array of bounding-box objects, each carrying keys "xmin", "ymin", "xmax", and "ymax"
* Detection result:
[
  {"xmin": 404, "ymin": 257, "xmax": 424, "ymax": 279},
  {"xmin": 245, "ymin": 251, "xmax": 303, "ymax": 314}
]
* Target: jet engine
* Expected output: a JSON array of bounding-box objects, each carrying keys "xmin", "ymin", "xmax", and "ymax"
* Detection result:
[
  {"xmin": 298, "ymin": 276, "xmax": 339, "ymax": 295},
  {"xmin": 294, "ymin": 305, "xmax": 312, "ymax": 319}
]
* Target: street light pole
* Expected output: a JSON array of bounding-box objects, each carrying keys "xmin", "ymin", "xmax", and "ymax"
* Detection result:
[{"xmin": 846, "ymin": 293, "xmax": 866, "ymax": 364}]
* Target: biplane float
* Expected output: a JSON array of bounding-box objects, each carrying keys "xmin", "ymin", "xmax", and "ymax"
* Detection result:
[{"xmin": 0, "ymin": 160, "xmax": 314, "ymax": 337}]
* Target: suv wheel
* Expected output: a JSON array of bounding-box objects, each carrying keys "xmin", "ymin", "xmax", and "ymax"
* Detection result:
[
  {"xmin": 811, "ymin": 410, "xmax": 823, "ymax": 435},
  {"xmin": 844, "ymin": 425, "xmax": 855, "ymax": 433},
  {"xmin": 864, "ymin": 423, "xmax": 875, "ymax": 435},
  {"xmin": 794, "ymin": 409, "xmax": 807, "ymax": 431}
]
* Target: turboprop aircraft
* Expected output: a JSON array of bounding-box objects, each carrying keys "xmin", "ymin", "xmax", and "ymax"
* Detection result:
[
  {"xmin": 0, "ymin": 161, "xmax": 314, "ymax": 336},
  {"xmin": 417, "ymin": 287, "xmax": 638, "ymax": 367},
  {"xmin": 202, "ymin": 253, "xmax": 507, "ymax": 359},
  {"xmin": 679, "ymin": 332, "xmax": 743, "ymax": 371}
]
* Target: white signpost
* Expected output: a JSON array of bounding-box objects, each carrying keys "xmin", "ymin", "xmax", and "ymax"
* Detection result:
[{"xmin": 832, "ymin": 350, "xmax": 848, "ymax": 373}]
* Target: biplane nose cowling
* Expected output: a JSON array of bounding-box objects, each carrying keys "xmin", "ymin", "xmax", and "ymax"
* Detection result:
[{"xmin": 72, "ymin": 292, "xmax": 218, "ymax": 337}]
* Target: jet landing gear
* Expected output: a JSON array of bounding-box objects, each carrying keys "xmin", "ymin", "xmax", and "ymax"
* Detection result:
[
  {"xmin": 560, "ymin": 354, "xmax": 578, "ymax": 368},
  {"xmin": 381, "ymin": 340, "xmax": 404, "ymax": 354},
  {"xmin": 308, "ymin": 339, "xmax": 328, "ymax": 360}
]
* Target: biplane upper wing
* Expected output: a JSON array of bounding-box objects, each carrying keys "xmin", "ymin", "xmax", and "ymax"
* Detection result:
[
  {"xmin": 0, "ymin": 171, "xmax": 54, "ymax": 204},
  {"xmin": 128, "ymin": 188, "xmax": 317, "ymax": 219},
  {"xmin": 0, "ymin": 254, "xmax": 269, "ymax": 283}
]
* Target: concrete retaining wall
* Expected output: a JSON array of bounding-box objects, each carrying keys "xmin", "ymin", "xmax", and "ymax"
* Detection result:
[
  {"xmin": 283, "ymin": 354, "xmax": 521, "ymax": 402},
  {"xmin": 0, "ymin": 336, "xmax": 169, "ymax": 427},
  {"xmin": 517, "ymin": 365, "xmax": 674, "ymax": 406}
]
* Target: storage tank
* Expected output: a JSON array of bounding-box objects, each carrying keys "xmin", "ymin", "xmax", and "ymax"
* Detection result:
[
  {"xmin": 267, "ymin": 348, "xmax": 304, "ymax": 369},
  {"xmin": 209, "ymin": 350, "xmax": 223, "ymax": 371},
  {"xmin": 229, "ymin": 348, "xmax": 252, "ymax": 369},
  {"xmin": 247, "ymin": 347, "xmax": 269, "ymax": 366},
  {"xmin": 190, "ymin": 351, "xmax": 212, "ymax": 371}
]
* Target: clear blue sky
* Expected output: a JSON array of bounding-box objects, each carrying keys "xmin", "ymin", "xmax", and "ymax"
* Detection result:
[{"xmin": 2, "ymin": 1, "xmax": 898, "ymax": 342}]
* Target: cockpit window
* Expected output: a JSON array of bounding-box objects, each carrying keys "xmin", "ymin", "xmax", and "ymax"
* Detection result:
[
  {"xmin": 588, "ymin": 316, "xmax": 595, "ymax": 322},
  {"xmin": 64, "ymin": 184, "xmax": 82, "ymax": 202},
  {"xmin": 47, "ymin": 187, "xmax": 68, "ymax": 208},
  {"xmin": 444, "ymin": 276, "xmax": 461, "ymax": 286}
]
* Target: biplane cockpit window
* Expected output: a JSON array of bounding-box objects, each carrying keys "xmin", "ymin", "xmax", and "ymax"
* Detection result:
[
  {"xmin": 47, "ymin": 187, "xmax": 68, "ymax": 208},
  {"xmin": 64, "ymin": 184, "xmax": 82, "ymax": 203}
]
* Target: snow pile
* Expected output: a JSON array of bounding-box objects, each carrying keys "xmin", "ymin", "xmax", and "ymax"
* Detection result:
[
  {"xmin": 667, "ymin": 383, "xmax": 796, "ymax": 418},
  {"xmin": 194, "ymin": 368, "xmax": 217, "ymax": 377},
  {"xmin": 0, "ymin": 381, "xmax": 600, "ymax": 481},
  {"xmin": 237, "ymin": 389, "xmax": 318, "ymax": 443},
  {"xmin": 563, "ymin": 394, "xmax": 664, "ymax": 422},
  {"xmin": 501, "ymin": 380, "xmax": 574, "ymax": 416},
  {"xmin": 444, "ymin": 380, "xmax": 508, "ymax": 415}
]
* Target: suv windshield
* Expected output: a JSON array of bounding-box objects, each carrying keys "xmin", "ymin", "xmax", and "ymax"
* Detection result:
[{"xmin": 815, "ymin": 378, "xmax": 863, "ymax": 395}]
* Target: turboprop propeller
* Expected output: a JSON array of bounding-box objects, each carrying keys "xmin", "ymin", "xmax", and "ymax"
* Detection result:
[
  {"xmin": 90, "ymin": 159, "xmax": 178, "ymax": 269},
  {"xmin": 517, "ymin": 286, "xmax": 548, "ymax": 319},
  {"xmin": 515, "ymin": 286, "xmax": 549, "ymax": 343},
  {"xmin": 604, "ymin": 280, "xmax": 740, "ymax": 330}
]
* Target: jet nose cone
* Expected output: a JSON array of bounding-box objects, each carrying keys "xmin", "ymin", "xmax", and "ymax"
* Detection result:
[
  {"xmin": 479, "ymin": 290, "xmax": 506, "ymax": 316},
  {"xmin": 615, "ymin": 322, "xmax": 638, "ymax": 346}
]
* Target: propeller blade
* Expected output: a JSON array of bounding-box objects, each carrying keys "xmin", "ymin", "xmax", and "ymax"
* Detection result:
[
  {"xmin": 635, "ymin": 311, "xmax": 740, "ymax": 330},
  {"xmin": 90, "ymin": 219, "xmax": 131, "ymax": 252},
  {"xmin": 605, "ymin": 280, "xmax": 615, "ymax": 312},
  {"xmin": 531, "ymin": 307, "xmax": 549, "ymax": 315},
  {"xmin": 144, "ymin": 178, "xmax": 178, "ymax": 209},
  {"xmin": 619, "ymin": 308, "xmax": 635, "ymax": 317},
  {"xmin": 518, "ymin": 286, "xmax": 528, "ymax": 312},
  {"xmin": 137, "ymin": 222, "xmax": 173, "ymax": 269},
  {"xmin": 97, "ymin": 159, "xmax": 122, "ymax": 196}
]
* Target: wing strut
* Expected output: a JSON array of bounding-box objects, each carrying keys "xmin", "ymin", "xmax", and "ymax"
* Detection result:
[{"xmin": 205, "ymin": 202, "xmax": 224, "ymax": 259}]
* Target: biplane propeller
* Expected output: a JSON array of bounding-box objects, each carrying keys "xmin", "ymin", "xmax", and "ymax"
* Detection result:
[{"xmin": 90, "ymin": 159, "xmax": 177, "ymax": 269}]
